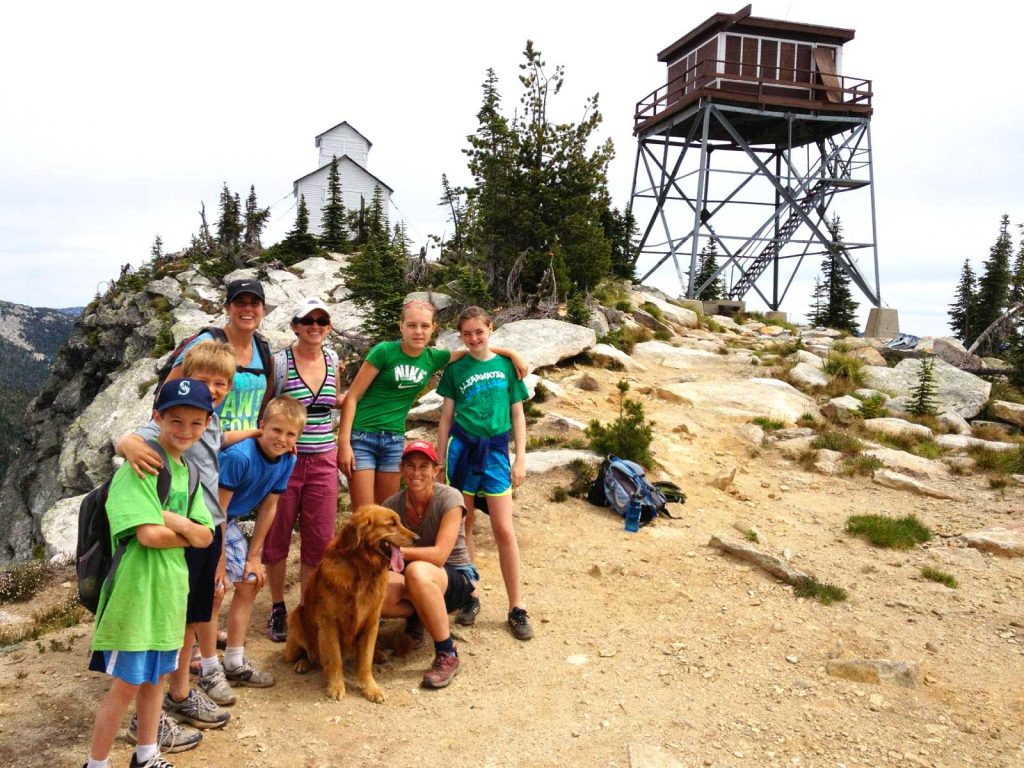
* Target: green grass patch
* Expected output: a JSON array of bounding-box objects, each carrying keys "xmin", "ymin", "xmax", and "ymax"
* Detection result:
[
  {"xmin": 790, "ymin": 576, "xmax": 847, "ymax": 605},
  {"xmin": 797, "ymin": 412, "xmax": 819, "ymax": 429},
  {"xmin": 920, "ymin": 566, "xmax": 958, "ymax": 588},
  {"xmin": 988, "ymin": 380, "xmax": 1024, "ymax": 405},
  {"xmin": 845, "ymin": 514, "xmax": 933, "ymax": 549},
  {"xmin": 744, "ymin": 529, "xmax": 759, "ymax": 543},
  {"xmin": 598, "ymin": 325, "xmax": 652, "ymax": 354},
  {"xmin": 841, "ymin": 455, "xmax": 884, "ymax": 476},
  {"xmin": 750, "ymin": 416, "xmax": 785, "ymax": 431},
  {"xmin": 811, "ymin": 430, "xmax": 862, "ymax": 455},
  {"xmin": 823, "ymin": 352, "xmax": 865, "ymax": 385}
]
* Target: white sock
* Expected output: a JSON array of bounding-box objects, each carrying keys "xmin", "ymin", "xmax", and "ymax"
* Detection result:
[
  {"xmin": 200, "ymin": 655, "xmax": 221, "ymax": 676},
  {"xmin": 136, "ymin": 743, "xmax": 158, "ymax": 763},
  {"xmin": 87, "ymin": 758, "xmax": 109, "ymax": 768},
  {"xmin": 224, "ymin": 646, "xmax": 245, "ymax": 670}
]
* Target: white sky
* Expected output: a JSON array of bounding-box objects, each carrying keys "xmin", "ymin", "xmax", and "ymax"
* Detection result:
[{"xmin": 2, "ymin": 0, "xmax": 1021, "ymax": 337}]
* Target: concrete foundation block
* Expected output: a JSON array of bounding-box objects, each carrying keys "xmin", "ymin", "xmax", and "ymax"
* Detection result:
[{"xmin": 865, "ymin": 308, "xmax": 900, "ymax": 338}]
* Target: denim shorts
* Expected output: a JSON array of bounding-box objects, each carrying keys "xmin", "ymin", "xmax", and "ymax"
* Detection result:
[{"xmin": 351, "ymin": 431, "xmax": 405, "ymax": 473}]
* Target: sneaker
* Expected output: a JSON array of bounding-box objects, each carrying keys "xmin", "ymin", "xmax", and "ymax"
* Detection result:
[
  {"xmin": 224, "ymin": 658, "xmax": 275, "ymax": 688},
  {"xmin": 126, "ymin": 711, "xmax": 202, "ymax": 753},
  {"xmin": 421, "ymin": 652, "xmax": 460, "ymax": 689},
  {"xmin": 127, "ymin": 751, "xmax": 175, "ymax": 768},
  {"xmin": 163, "ymin": 688, "xmax": 230, "ymax": 730},
  {"xmin": 507, "ymin": 607, "xmax": 535, "ymax": 640},
  {"xmin": 455, "ymin": 595, "xmax": 480, "ymax": 626},
  {"xmin": 267, "ymin": 604, "xmax": 287, "ymax": 643},
  {"xmin": 197, "ymin": 665, "xmax": 237, "ymax": 706}
]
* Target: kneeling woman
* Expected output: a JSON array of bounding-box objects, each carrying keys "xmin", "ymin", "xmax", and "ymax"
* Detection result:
[{"xmin": 380, "ymin": 441, "xmax": 477, "ymax": 690}]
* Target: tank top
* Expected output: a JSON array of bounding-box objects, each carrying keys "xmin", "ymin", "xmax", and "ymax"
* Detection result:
[{"xmin": 280, "ymin": 347, "xmax": 338, "ymax": 454}]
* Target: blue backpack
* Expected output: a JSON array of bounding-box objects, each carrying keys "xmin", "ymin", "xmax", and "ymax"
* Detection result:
[{"xmin": 588, "ymin": 455, "xmax": 682, "ymax": 526}]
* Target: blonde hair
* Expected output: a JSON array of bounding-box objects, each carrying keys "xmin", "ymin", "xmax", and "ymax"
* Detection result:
[
  {"xmin": 183, "ymin": 341, "xmax": 235, "ymax": 380},
  {"xmin": 261, "ymin": 396, "xmax": 307, "ymax": 430},
  {"xmin": 402, "ymin": 299, "xmax": 437, "ymax": 321},
  {"xmin": 456, "ymin": 305, "xmax": 493, "ymax": 331}
]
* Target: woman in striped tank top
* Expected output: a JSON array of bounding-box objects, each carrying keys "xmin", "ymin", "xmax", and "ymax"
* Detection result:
[{"xmin": 262, "ymin": 297, "xmax": 343, "ymax": 642}]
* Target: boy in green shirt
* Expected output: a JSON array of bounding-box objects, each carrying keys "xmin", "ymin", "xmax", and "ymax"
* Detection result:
[{"xmin": 84, "ymin": 379, "xmax": 216, "ymax": 768}]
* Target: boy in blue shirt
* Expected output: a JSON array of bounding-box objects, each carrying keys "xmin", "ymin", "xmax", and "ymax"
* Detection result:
[
  {"xmin": 84, "ymin": 379, "xmax": 215, "ymax": 768},
  {"xmin": 214, "ymin": 397, "xmax": 305, "ymax": 688}
]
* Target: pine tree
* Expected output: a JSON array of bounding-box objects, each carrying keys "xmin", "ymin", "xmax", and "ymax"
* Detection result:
[
  {"xmin": 948, "ymin": 258, "xmax": 978, "ymax": 344},
  {"xmin": 321, "ymin": 156, "xmax": 349, "ymax": 253},
  {"xmin": 907, "ymin": 356, "xmax": 939, "ymax": 417},
  {"xmin": 242, "ymin": 186, "xmax": 270, "ymax": 253},
  {"xmin": 807, "ymin": 276, "xmax": 827, "ymax": 326},
  {"xmin": 973, "ymin": 215, "xmax": 1013, "ymax": 356},
  {"xmin": 341, "ymin": 188, "xmax": 409, "ymax": 343},
  {"xmin": 694, "ymin": 238, "xmax": 726, "ymax": 300},
  {"xmin": 602, "ymin": 205, "xmax": 638, "ymax": 281},
  {"xmin": 151, "ymin": 234, "xmax": 164, "ymax": 261},
  {"xmin": 216, "ymin": 183, "xmax": 243, "ymax": 253},
  {"xmin": 276, "ymin": 195, "xmax": 320, "ymax": 265},
  {"xmin": 813, "ymin": 216, "xmax": 860, "ymax": 333}
]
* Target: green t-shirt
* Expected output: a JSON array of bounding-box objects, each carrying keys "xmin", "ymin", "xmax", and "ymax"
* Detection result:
[
  {"xmin": 352, "ymin": 340, "xmax": 451, "ymax": 434},
  {"xmin": 437, "ymin": 354, "xmax": 528, "ymax": 437},
  {"xmin": 90, "ymin": 457, "xmax": 213, "ymax": 653}
]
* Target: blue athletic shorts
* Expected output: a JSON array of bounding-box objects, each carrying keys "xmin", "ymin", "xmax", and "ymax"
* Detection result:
[
  {"xmin": 88, "ymin": 649, "xmax": 178, "ymax": 685},
  {"xmin": 224, "ymin": 520, "xmax": 250, "ymax": 583},
  {"xmin": 445, "ymin": 435, "xmax": 512, "ymax": 496},
  {"xmin": 351, "ymin": 431, "xmax": 404, "ymax": 473}
]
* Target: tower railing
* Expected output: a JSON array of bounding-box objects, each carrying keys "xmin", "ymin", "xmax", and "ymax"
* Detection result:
[{"xmin": 635, "ymin": 59, "xmax": 872, "ymax": 131}]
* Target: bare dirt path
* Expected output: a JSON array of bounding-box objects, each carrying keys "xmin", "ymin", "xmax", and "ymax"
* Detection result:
[{"xmin": 2, "ymin": 340, "xmax": 1022, "ymax": 768}]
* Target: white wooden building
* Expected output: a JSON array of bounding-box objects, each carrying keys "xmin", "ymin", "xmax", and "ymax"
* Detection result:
[{"xmin": 292, "ymin": 121, "xmax": 393, "ymax": 236}]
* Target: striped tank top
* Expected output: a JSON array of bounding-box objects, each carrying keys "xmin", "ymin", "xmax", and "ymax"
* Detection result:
[{"xmin": 280, "ymin": 347, "xmax": 338, "ymax": 454}]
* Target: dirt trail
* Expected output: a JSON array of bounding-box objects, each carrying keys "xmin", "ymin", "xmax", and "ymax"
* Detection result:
[{"xmin": 2, "ymin": 339, "xmax": 1023, "ymax": 768}]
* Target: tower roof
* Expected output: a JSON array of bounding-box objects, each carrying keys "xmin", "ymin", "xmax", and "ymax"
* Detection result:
[
  {"xmin": 314, "ymin": 120, "xmax": 373, "ymax": 149},
  {"xmin": 658, "ymin": 4, "xmax": 855, "ymax": 63}
]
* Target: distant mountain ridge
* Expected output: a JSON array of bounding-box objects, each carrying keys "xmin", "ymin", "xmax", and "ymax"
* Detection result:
[{"xmin": 0, "ymin": 300, "xmax": 78, "ymax": 485}]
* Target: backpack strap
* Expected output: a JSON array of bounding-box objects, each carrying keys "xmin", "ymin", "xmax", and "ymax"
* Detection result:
[
  {"xmin": 148, "ymin": 439, "xmax": 201, "ymax": 513},
  {"xmin": 254, "ymin": 332, "xmax": 275, "ymax": 422},
  {"xmin": 271, "ymin": 347, "xmax": 289, "ymax": 397}
]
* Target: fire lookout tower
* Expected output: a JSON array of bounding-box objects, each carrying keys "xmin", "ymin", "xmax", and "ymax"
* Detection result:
[{"xmin": 629, "ymin": 5, "xmax": 882, "ymax": 318}]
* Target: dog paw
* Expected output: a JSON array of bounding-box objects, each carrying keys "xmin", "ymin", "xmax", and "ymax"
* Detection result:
[
  {"xmin": 361, "ymin": 684, "xmax": 385, "ymax": 703},
  {"xmin": 293, "ymin": 659, "xmax": 310, "ymax": 674},
  {"xmin": 327, "ymin": 682, "xmax": 346, "ymax": 701}
]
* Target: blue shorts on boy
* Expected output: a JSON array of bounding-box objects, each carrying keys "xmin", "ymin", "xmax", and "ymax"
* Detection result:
[
  {"xmin": 218, "ymin": 438, "xmax": 296, "ymax": 520},
  {"xmin": 89, "ymin": 459, "xmax": 213, "ymax": 676}
]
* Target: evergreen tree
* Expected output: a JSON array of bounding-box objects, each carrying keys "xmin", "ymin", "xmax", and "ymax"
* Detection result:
[
  {"xmin": 151, "ymin": 234, "xmax": 164, "ymax": 261},
  {"xmin": 948, "ymin": 258, "xmax": 978, "ymax": 344},
  {"xmin": 807, "ymin": 276, "xmax": 827, "ymax": 326},
  {"xmin": 341, "ymin": 188, "xmax": 409, "ymax": 343},
  {"xmin": 813, "ymin": 216, "xmax": 860, "ymax": 333},
  {"xmin": 438, "ymin": 173, "xmax": 467, "ymax": 253},
  {"xmin": 216, "ymin": 183, "xmax": 243, "ymax": 253},
  {"xmin": 603, "ymin": 205, "xmax": 638, "ymax": 281},
  {"xmin": 347, "ymin": 196, "xmax": 370, "ymax": 247},
  {"xmin": 973, "ymin": 215, "xmax": 1013, "ymax": 356},
  {"xmin": 276, "ymin": 195, "xmax": 320, "ymax": 265},
  {"xmin": 907, "ymin": 356, "xmax": 939, "ymax": 417},
  {"xmin": 321, "ymin": 156, "xmax": 349, "ymax": 253},
  {"xmin": 242, "ymin": 186, "xmax": 270, "ymax": 253},
  {"xmin": 694, "ymin": 238, "xmax": 726, "ymax": 300}
]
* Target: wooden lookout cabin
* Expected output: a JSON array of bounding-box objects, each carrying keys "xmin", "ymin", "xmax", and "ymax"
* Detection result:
[{"xmin": 629, "ymin": 5, "xmax": 881, "ymax": 315}]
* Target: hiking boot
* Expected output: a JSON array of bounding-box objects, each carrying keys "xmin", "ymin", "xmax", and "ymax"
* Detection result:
[
  {"xmin": 197, "ymin": 664, "xmax": 237, "ymax": 706},
  {"xmin": 421, "ymin": 652, "xmax": 460, "ymax": 689},
  {"xmin": 163, "ymin": 688, "xmax": 230, "ymax": 730},
  {"xmin": 507, "ymin": 607, "xmax": 535, "ymax": 640},
  {"xmin": 454, "ymin": 595, "xmax": 480, "ymax": 626},
  {"xmin": 127, "ymin": 752, "xmax": 176, "ymax": 768},
  {"xmin": 267, "ymin": 604, "xmax": 287, "ymax": 643},
  {"xmin": 127, "ymin": 711, "xmax": 202, "ymax": 753},
  {"xmin": 225, "ymin": 657, "xmax": 275, "ymax": 688}
]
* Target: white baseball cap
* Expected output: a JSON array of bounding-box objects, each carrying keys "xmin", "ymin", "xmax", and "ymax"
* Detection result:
[{"xmin": 292, "ymin": 297, "xmax": 331, "ymax": 320}]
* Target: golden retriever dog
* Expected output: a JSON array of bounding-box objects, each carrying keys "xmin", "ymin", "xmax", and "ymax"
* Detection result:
[{"xmin": 283, "ymin": 504, "xmax": 415, "ymax": 702}]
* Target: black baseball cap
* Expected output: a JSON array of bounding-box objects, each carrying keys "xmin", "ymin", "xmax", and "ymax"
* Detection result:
[
  {"xmin": 155, "ymin": 378, "xmax": 215, "ymax": 414},
  {"xmin": 225, "ymin": 279, "xmax": 265, "ymax": 303}
]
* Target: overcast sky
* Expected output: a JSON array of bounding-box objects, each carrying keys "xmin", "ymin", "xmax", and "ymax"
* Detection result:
[{"xmin": 2, "ymin": 0, "xmax": 1021, "ymax": 337}]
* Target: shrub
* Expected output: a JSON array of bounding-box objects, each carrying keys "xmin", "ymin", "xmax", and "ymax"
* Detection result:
[
  {"xmin": 797, "ymin": 412, "xmax": 819, "ymax": 429},
  {"xmin": 790, "ymin": 576, "xmax": 847, "ymax": 605},
  {"xmin": 744, "ymin": 529, "xmax": 759, "ymax": 543},
  {"xmin": 598, "ymin": 326, "xmax": 652, "ymax": 354},
  {"xmin": 566, "ymin": 458, "xmax": 597, "ymax": 498},
  {"xmin": 812, "ymin": 430, "xmax": 862, "ymax": 455},
  {"xmin": 0, "ymin": 560, "xmax": 55, "ymax": 604},
  {"xmin": 920, "ymin": 566, "xmax": 958, "ymax": 589},
  {"xmin": 614, "ymin": 300, "xmax": 632, "ymax": 312},
  {"xmin": 566, "ymin": 292, "xmax": 592, "ymax": 326},
  {"xmin": 855, "ymin": 393, "xmax": 889, "ymax": 419},
  {"xmin": 841, "ymin": 455, "xmax": 884, "ymax": 476},
  {"xmin": 532, "ymin": 382, "xmax": 549, "ymax": 403},
  {"xmin": 989, "ymin": 380, "xmax": 1024, "ymax": 405},
  {"xmin": 751, "ymin": 416, "xmax": 785, "ymax": 431},
  {"xmin": 971, "ymin": 422, "xmax": 1013, "ymax": 442},
  {"xmin": 586, "ymin": 381, "xmax": 654, "ymax": 466},
  {"xmin": 550, "ymin": 486, "xmax": 569, "ymax": 503},
  {"xmin": 845, "ymin": 514, "xmax": 932, "ymax": 549},
  {"xmin": 823, "ymin": 352, "xmax": 865, "ymax": 385}
]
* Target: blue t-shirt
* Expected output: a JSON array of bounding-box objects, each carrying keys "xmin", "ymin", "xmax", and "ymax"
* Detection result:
[
  {"xmin": 218, "ymin": 438, "xmax": 296, "ymax": 520},
  {"xmin": 174, "ymin": 331, "xmax": 267, "ymax": 432}
]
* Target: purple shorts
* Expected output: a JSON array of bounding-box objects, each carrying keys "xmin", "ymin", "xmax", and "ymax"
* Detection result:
[{"xmin": 263, "ymin": 448, "xmax": 339, "ymax": 568}]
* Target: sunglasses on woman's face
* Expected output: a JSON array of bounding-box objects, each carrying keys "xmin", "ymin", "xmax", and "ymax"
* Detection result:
[{"xmin": 297, "ymin": 316, "xmax": 330, "ymax": 326}]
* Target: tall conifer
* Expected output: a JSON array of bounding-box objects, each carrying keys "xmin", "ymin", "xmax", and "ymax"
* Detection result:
[
  {"xmin": 973, "ymin": 215, "xmax": 1013, "ymax": 355},
  {"xmin": 948, "ymin": 258, "xmax": 978, "ymax": 344},
  {"xmin": 321, "ymin": 156, "xmax": 349, "ymax": 252}
]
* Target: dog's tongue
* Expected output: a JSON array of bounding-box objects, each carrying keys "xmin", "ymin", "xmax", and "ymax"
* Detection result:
[{"xmin": 389, "ymin": 545, "xmax": 405, "ymax": 573}]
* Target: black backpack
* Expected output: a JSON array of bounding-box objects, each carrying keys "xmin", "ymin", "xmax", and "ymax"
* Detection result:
[
  {"xmin": 76, "ymin": 440, "xmax": 200, "ymax": 614},
  {"xmin": 152, "ymin": 326, "xmax": 275, "ymax": 420}
]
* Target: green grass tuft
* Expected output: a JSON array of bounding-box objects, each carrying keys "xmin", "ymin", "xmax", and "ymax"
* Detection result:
[
  {"xmin": 841, "ymin": 455, "xmax": 884, "ymax": 476},
  {"xmin": 845, "ymin": 514, "xmax": 932, "ymax": 549},
  {"xmin": 790, "ymin": 576, "xmax": 847, "ymax": 605},
  {"xmin": 920, "ymin": 566, "xmax": 958, "ymax": 589},
  {"xmin": 744, "ymin": 529, "xmax": 759, "ymax": 543},
  {"xmin": 811, "ymin": 430, "xmax": 862, "ymax": 455},
  {"xmin": 751, "ymin": 416, "xmax": 785, "ymax": 431}
]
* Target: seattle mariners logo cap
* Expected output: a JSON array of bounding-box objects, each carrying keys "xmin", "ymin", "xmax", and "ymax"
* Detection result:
[{"xmin": 155, "ymin": 378, "xmax": 215, "ymax": 414}]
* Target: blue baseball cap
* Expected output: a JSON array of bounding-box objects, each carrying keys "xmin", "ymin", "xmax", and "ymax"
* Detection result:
[{"xmin": 155, "ymin": 378, "xmax": 215, "ymax": 414}]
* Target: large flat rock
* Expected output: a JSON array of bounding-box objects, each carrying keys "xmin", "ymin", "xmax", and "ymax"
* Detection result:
[
  {"xmin": 660, "ymin": 378, "xmax": 817, "ymax": 423},
  {"xmin": 863, "ymin": 358, "xmax": 990, "ymax": 418}
]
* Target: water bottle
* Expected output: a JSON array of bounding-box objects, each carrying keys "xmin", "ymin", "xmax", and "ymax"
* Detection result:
[{"xmin": 624, "ymin": 494, "xmax": 641, "ymax": 533}]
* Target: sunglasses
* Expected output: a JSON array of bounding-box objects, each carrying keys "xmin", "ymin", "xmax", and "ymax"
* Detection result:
[{"xmin": 297, "ymin": 316, "xmax": 330, "ymax": 326}]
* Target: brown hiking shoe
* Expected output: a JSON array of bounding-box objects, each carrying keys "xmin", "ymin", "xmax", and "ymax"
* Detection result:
[{"xmin": 421, "ymin": 652, "xmax": 460, "ymax": 689}]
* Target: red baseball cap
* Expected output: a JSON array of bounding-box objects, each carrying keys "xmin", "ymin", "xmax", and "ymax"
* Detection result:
[{"xmin": 402, "ymin": 440, "xmax": 438, "ymax": 463}]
